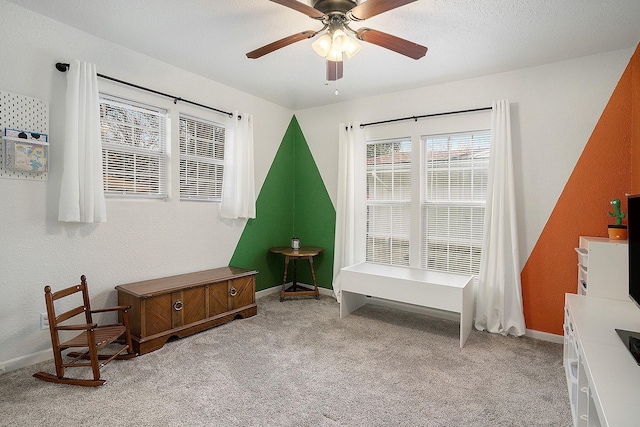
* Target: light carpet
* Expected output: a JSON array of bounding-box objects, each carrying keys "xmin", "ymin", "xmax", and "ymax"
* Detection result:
[{"xmin": 0, "ymin": 293, "xmax": 571, "ymax": 426}]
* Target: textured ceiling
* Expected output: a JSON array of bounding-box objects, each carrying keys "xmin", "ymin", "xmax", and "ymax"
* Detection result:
[{"xmin": 6, "ymin": 0, "xmax": 640, "ymax": 110}]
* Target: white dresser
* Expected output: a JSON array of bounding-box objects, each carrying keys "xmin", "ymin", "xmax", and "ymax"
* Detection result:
[{"xmin": 564, "ymin": 294, "xmax": 640, "ymax": 427}]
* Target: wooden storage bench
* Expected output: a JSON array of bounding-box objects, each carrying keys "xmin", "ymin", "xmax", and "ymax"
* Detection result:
[{"xmin": 116, "ymin": 266, "xmax": 257, "ymax": 355}]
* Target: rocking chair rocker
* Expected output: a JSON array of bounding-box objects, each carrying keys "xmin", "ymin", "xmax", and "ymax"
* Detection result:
[{"xmin": 33, "ymin": 275, "xmax": 136, "ymax": 386}]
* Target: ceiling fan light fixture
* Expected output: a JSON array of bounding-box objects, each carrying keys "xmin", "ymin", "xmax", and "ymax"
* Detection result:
[
  {"xmin": 313, "ymin": 26, "xmax": 360, "ymax": 61},
  {"xmin": 326, "ymin": 48, "xmax": 343, "ymax": 62},
  {"xmin": 312, "ymin": 33, "xmax": 332, "ymax": 57},
  {"xmin": 331, "ymin": 29, "xmax": 349, "ymax": 51},
  {"xmin": 343, "ymin": 36, "xmax": 361, "ymax": 58}
]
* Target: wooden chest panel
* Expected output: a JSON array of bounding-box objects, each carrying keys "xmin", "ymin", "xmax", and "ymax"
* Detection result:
[
  {"xmin": 116, "ymin": 266, "xmax": 257, "ymax": 354},
  {"xmin": 229, "ymin": 275, "xmax": 255, "ymax": 310},
  {"xmin": 144, "ymin": 293, "xmax": 172, "ymax": 337},
  {"xmin": 209, "ymin": 281, "xmax": 229, "ymax": 317},
  {"xmin": 172, "ymin": 287, "xmax": 207, "ymax": 328}
]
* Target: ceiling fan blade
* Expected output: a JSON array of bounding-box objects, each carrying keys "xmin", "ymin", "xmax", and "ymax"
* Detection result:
[
  {"xmin": 269, "ymin": 0, "xmax": 325, "ymax": 19},
  {"xmin": 247, "ymin": 31, "xmax": 316, "ymax": 59},
  {"xmin": 356, "ymin": 28, "xmax": 427, "ymax": 60},
  {"xmin": 349, "ymin": 0, "xmax": 417, "ymax": 21}
]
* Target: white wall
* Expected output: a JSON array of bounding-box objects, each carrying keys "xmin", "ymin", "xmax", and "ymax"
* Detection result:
[
  {"xmin": 295, "ymin": 48, "xmax": 634, "ymax": 270},
  {"xmin": 0, "ymin": 1, "xmax": 293, "ymax": 370}
]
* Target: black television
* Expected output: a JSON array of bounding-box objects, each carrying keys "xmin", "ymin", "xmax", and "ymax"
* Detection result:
[
  {"xmin": 630, "ymin": 194, "xmax": 640, "ymax": 308},
  {"xmin": 616, "ymin": 194, "xmax": 640, "ymax": 364}
]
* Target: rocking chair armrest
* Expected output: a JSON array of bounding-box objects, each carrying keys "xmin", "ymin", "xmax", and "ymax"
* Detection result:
[
  {"xmin": 91, "ymin": 305, "xmax": 131, "ymax": 314},
  {"xmin": 55, "ymin": 323, "xmax": 98, "ymax": 331}
]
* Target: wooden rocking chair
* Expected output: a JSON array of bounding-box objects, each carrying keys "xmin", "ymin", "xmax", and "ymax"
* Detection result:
[{"xmin": 33, "ymin": 275, "xmax": 136, "ymax": 386}]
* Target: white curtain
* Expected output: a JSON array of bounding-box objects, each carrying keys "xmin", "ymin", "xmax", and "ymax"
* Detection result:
[
  {"xmin": 475, "ymin": 100, "xmax": 526, "ymax": 336},
  {"xmin": 221, "ymin": 112, "xmax": 256, "ymax": 219},
  {"xmin": 332, "ymin": 123, "xmax": 362, "ymax": 299},
  {"xmin": 58, "ymin": 60, "xmax": 106, "ymax": 223}
]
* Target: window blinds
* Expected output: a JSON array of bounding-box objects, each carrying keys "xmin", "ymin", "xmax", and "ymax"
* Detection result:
[
  {"xmin": 365, "ymin": 138, "xmax": 411, "ymax": 266},
  {"xmin": 99, "ymin": 95, "xmax": 168, "ymax": 198},
  {"xmin": 421, "ymin": 131, "xmax": 491, "ymax": 275},
  {"xmin": 179, "ymin": 114, "xmax": 225, "ymax": 201}
]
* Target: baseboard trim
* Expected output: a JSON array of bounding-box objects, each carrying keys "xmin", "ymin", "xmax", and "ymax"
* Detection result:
[
  {"xmin": 1, "ymin": 348, "xmax": 52, "ymax": 374},
  {"xmin": 256, "ymin": 283, "xmax": 334, "ymax": 299},
  {"xmin": 365, "ymin": 296, "xmax": 460, "ymax": 322},
  {"xmin": 256, "ymin": 286, "xmax": 281, "ymax": 299},
  {"xmin": 352, "ymin": 296, "xmax": 564, "ymax": 344},
  {"xmin": 525, "ymin": 329, "xmax": 564, "ymax": 344}
]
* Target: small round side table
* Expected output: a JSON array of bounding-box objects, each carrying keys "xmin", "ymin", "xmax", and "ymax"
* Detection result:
[{"xmin": 269, "ymin": 246, "xmax": 323, "ymax": 301}]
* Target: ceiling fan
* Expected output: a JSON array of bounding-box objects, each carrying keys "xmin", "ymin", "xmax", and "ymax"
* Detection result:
[{"xmin": 246, "ymin": 0, "xmax": 428, "ymax": 81}]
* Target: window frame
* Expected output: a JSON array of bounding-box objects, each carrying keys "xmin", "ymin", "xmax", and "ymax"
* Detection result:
[
  {"xmin": 421, "ymin": 130, "xmax": 491, "ymax": 276},
  {"xmin": 365, "ymin": 137, "xmax": 412, "ymax": 266},
  {"xmin": 99, "ymin": 93, "xmax": 169, "ymax": 200},
  {"xmin": 178, "ymin": 113, "xmax": 225, "ymax": 202},
  {"xmin": 362, "ymin": 117, "xmax": 491, "ymax": 278}
]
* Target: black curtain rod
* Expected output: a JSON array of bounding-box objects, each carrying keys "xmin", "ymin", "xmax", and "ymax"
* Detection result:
[
  {"xmin": 55, "ymin": 62, "xmax": 237, "ymax": 119},
  {"xmin": 359, "ymin": 106, "xmax": 492, "ymax": 129}
]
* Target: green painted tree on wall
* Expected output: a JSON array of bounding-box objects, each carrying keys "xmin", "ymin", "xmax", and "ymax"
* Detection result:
[{"xmin": 230, "ymin": 116, "xmax": 336, "ymax": 292}]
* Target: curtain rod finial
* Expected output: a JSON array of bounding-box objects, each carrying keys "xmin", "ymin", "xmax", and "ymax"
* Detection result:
[{"xmin": 55, "ymin": 62, "xmax": 70, "ymax": 72}]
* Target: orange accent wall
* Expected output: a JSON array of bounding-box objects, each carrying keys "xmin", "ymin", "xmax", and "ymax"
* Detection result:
[
  {"xmin": 521, "ymin": 44, "xmax": 639, "ymax": 335},
  {"xmin": 633, "ymin": 44, "xmax": 640, "ymax": 193}
]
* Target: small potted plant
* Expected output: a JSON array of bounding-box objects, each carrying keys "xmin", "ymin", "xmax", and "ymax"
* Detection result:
[{"xmin": 608, "ymin": 198, "xmax": 627, "ymax": 240}]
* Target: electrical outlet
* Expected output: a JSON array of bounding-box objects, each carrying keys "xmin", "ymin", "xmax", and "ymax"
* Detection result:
[{"xmin": 40, "ymin": 312, "xmax": 49, "ymax": 330}]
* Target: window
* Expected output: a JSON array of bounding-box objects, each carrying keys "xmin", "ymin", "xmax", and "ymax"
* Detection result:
[
  {"xmin": 422, "ymin": 131, "xmax": 490, "ymax": 275},
  {"xmin": 364, "ymin": 128, "xmax": 491, "ymax": 278},
  {"xmin": 179, "ymin": 114, "xmax": 225, "ymax": 201},
  {"xmin": 365, "ymin": 138, "xmax": 411, "ymax": 266},
  {"xmin": 99, "ymin": 95, "xmax": 168, "ymax": 198}
]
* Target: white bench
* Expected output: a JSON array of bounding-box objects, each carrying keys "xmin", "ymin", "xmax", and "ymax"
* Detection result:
[{"xmin": 340, "ymin": 262, "xmax": 474, "ymax": 347}]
